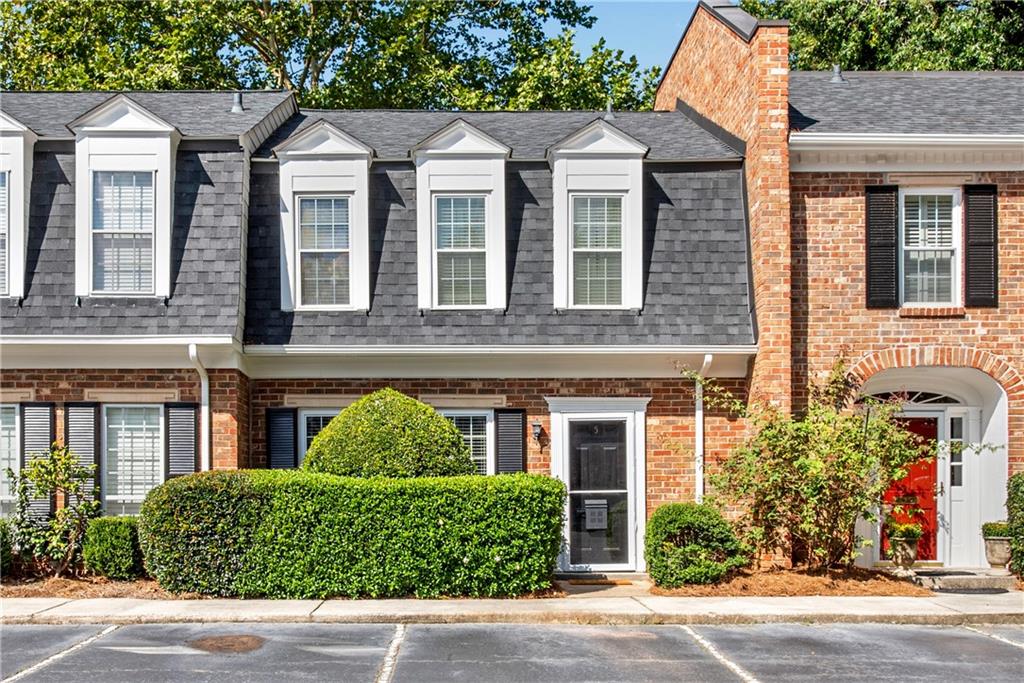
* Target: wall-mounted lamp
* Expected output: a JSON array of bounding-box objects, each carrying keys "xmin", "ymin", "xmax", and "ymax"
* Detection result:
[{"xmin": 531, "ymin": 421, "xmax": 543, "ymax": 444}]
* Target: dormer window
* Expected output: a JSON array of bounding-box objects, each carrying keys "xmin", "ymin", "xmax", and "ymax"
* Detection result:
[
  {"xmin": 273, "ymin": 120, "xmax": 373, "ymax": 312},
  {"xmin": 548, "ymin": 119, "xmax": 648, "ymax": 310},
  {"xmin": 0, "ymin": 111, "xmax": 36, "ymax": 299},
  {"xmin": 0, "ymin": 172, "xmax": 8, "ymax": 297},
  {"xmin": 413, "ymin": 120, "xmax": 510, "ymax": 311},
  {"xmin": 92, "ymin": 171, "xmax": 155, "ymax": 294}
]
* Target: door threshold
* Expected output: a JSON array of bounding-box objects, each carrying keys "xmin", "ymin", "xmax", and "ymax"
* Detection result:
[{"xmin": 555, "ymin": 572, "xmax": 649, "ymax": 582}]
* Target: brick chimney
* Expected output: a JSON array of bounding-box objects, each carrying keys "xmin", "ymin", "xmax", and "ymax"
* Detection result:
[{"xmin": 656, "ymin": 0, "xmax": 792, "ymax": 410}]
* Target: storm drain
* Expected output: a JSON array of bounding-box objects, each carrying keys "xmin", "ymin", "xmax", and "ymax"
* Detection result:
[{"xmin": 187, "ymin": 635, "xmax": 266, "ymax": 654}]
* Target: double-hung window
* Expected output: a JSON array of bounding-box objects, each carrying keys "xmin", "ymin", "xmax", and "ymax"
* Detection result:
[
  {"xmin": 900, "ymin": 189, "xmax": 960, "ymax": 306},
  {"xmin": 441, "ymin": 409, "xmax": 494, "ymax": 475},
  {"xmin": 102, "ymin": 405, "xmax": 162, "ymax": 515},
  {"xmin": 434, "ymin": 195, "xmax": 487, "ymax": 307},
  {"xmin": 0, "ymin": 172, "xmax": 8, "ymax": 297},
  {"xmin": 572, "ymin": 195, "xmax": 623, "ymax": 307},
  {"xmin": 92, "ymin": 171, "xmax": 155, "ymax": 294},
  {"xmin": 298, "ymin": 196, "xmax": 350, "ymax": 307},
  {"xmin": 0, "ymin": 405, "xmax": 18, "ymax": 515},
  {"xmin": 298, "ymin": 409, "xmax": 339, "ymax": 464}
]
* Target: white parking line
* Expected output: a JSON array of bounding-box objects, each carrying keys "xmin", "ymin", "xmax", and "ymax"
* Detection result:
[
  {"xmin": 680, "ymin": 625, "xmax": 761, "ymax": 683},
  {"xmin": 374, "ymin": 624, "xmax": 407, "ymax": 683},
  {"xmin": 962, "ymin": 625, "xmax": 1024, "ymax": 650},
  {"xmin": 4, "ymin": 625, "xmax": 119, "ymax": 682}
]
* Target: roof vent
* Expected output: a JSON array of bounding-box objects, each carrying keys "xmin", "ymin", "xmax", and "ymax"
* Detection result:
[
  {"xmin": 231, "ymin": 92, "xmax": 244, "ymax": 113},
  {"xmin": 603, "ymin": 98, "xmax": 615, "ymax": 121},
  {"xmin": 830, "ymin": 64, "xmax": 847, "ymax": 84}
]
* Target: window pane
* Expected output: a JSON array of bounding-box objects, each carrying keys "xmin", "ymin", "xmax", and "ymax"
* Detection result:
[
  {"xmin": 0, "ymin": 173, "xmax": 7, "ymax": 297},
  {"xmin": 0, "ymin": 406, "xmax": 17, "ymax": 509},
  {"xmin": 299, "ymin": 197, "xmax": 349, "ymax": 250},
  {"xmin": 301, "ymin": 252, "xmax": 350, "ymax": 306},
  {"xmin": 448, "ymin": 414, "xmax": 488, "ymax": 475},
  {"xmin": 573, "ymin": 196, "xmax": 622, "ymax": 249},
  {"xmin": 436, "ymin": 196, "xmax": 485, "ymax": 250},
  {"xmin": 573, "ymin": 252, "xmax": 622, "ymax": 306},
  {"xmin": 104, "ymin": 406, "xmax": 161, "ymax": 515},
  {"xmin": 93, "ymin": 233, "xmax": 153, "ymax": 292},
  {"xmin": 92, "ymin": 171, "xmax": 154, "ymax": 293},
  {"xmin": 93, "ymin": 172, "xmax": 153, "ymax": 232},
  {"xmin": 903, "ymin": 249, "xmax": 953, "ymax": 304},
  {"xmin": 437, "ymin": 252, "xmax": 486, "ymax": 306},
  {"xmin": 304, "ymin": 414, "xmax": 335, "ymax": 451},
  {"xmin": 903, "ymin": 195, "xmax": 953, "ymax": 248}
]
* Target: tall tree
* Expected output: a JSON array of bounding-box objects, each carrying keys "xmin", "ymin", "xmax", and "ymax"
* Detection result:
[
  {"xmin": 742, "ymin": 0, "xmax": 1024, "ymax": 71},
  {"xmin": 0, "ymin": 0, "xmax": 659, "ymax": 110}
]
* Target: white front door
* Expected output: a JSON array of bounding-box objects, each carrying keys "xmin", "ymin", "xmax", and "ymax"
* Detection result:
[{"xmin": 546, "ymin": 398, "xmax": 648, "ymax": 572}]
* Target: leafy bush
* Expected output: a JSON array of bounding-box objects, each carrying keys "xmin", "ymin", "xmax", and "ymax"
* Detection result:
[
  {"xmin": 644, "ymin": 503, "xmax": 748, "ymax": 587},
  {"xmin": 886, "ymin": 521, "xmax": 923, "ymax": 541},
  {"xmin": 139, "ymin": 470, "xmax": 565, "ymax": 598},
  {"xmin": 302, "ymin": 388, "xmax": 476, "ymax": 478},
  {"xmin": 83, "ymin": 517, "xmax": 144, "ymax": 580},
  {"xmin": 982, "ymin": 521, "xmax": 1010, "ymax": 539},
  {"xmin": 1008, "ymin": 473, "xmax": 1024, "ymax": 577},
  {"xmin": 0, "ymin": 518, "xmax": 12, "ymax": 577}
]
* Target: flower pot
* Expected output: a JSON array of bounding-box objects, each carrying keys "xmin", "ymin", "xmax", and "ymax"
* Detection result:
[
  {"xmin": 889, "ymin": 537, "xmax": 919, "ymax": 568},
  {"xmin": 984, "ymin": 537, "xmax": 1011, "ymax": 574}
]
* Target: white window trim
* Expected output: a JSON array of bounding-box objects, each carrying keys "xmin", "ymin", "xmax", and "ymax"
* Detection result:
[
  {"xmin": 567, "ymin": 192, "xmax": 628, "ymax": 309},
  {"xmin": 298, "ymin": 408, "xmax": 341, "ymax": 463},
  {"xmin": 275, "ymin": 121, "xmax": 372, "ymax": 313},
  {"xmin": 0, "ymin": 113, "xmax": 36, "ymax": 299},
  {"xmin": 100, "ymin": 403, "xmax": 165, "ymax": 513},
  {"xmin": 0, "ymin": 171, "xmax": 8, "ymax": 298},
  {"xmin": 440, "ymin": 408, "xmax": 496, "ymax": 475},
  {"xmin": 897, "ymin": 186, "xmax": 962, "ymax": 308},
  {"xmin": 89, "ymin": 170, "xmax": 157, "ymax": 296},
  {"xmin": 0, "ymin": 403, "xmax": 20, "ymax": 509},
  {"xmin": 431, "ymin": 193, "xmax": 492, "ymax": 310},
  {"xmin": 293, "ymin": 193, "xmax": 354, "ymax": 311}
]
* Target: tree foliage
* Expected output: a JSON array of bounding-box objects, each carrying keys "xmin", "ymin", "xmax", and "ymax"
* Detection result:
[
  {"xmin": 743, "ymin": 0, "xmax": 1024, "ymax": 71},
  {"xmin": 1, "ymin": 0, "xmax": 659, "ymax": 110}
]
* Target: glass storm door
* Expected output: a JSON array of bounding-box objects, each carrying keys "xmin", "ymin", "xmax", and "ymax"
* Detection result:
[{"xmin": 567, "ymin": 418, "xmax": 633, "ymax": 569}]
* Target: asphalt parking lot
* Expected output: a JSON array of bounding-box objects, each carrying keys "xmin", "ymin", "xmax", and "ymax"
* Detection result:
[{"xmin": 1, "ymin": 622, "xmax": 1022, "ymax": 682}]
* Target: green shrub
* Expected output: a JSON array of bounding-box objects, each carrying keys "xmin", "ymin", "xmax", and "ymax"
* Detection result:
[
  {"xmin": 139, "ymin": 470, "xmax": 566, "ymax": 598},
  {"xmin": 645, "ymin": 503, "xmax": 748, "ymax": 587},
  {"xmin": 82, "ymin": 517, "xmax": 143, "ymax": 580},
  {"xmin": 982, "ymin": 521, "xmax": 1010, "ymax": 538},
  {"xmin": 1, "ymin": 517, "xmax": 12, "ymax": 577},
  {"xmin": 302, "ymin": 388, "xmax": 475, "ymax": 478},
  {"xmin": 1008, "ymin": 473, "xmax": 1024, "ymax": 577}
]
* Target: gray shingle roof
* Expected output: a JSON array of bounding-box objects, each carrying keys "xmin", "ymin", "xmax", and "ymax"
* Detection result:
[
  {"xmin": 0, "ymin": 91, "xmax": 294, "ymax": 138},
  {"xmin": 256, "ymin": 109, "xmax": 741, "ymax": 160},
  {"xmin": 789, "ymin": 71, "xmax": 1024, "ymax": 135}
]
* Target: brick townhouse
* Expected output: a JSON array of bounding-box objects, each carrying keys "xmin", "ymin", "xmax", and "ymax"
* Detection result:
[{"xmin": 1, "ymin": 0, "xmax": 1020, "ymax": 571}]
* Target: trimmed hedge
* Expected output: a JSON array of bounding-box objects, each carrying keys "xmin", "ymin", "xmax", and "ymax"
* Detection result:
[
  {"xmin": 0, "ymin": 517, "xmax": 11, "ymax": 577},
  {"xmin": 139, "ymin": 470, "xmax": 565, "ymax": 598},
  {"xmin": 83, "ymin": 517, "xmax": 144, "ymax": 580},
  {"xmin": 1009, "ymin": 472, "xmax": 1024, "ymax": 578},
  {"xmin": 303, "ymin": 389, "xmax": 476, "ymax": 478},
  {"xmin": 644, "ymin": 503, "xmax": 748, "ymax": 587}
]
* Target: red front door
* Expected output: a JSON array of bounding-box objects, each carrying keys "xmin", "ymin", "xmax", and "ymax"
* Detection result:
[{"xmin": 882, "ymin": 417, "xmax": 938, "ymax": 561}]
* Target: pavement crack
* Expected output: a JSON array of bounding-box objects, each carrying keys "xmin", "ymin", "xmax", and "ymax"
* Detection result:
[
  {"xmin": 4, "ymin": 624, "xmax": 119, "ymax": 682},
  {"xmin": 374, "ymin": 623, "xmax": 406, "ymax": 683},
  {"xmin": 680, "ymin": 625, "xmax": 760, "ymax": 683}
]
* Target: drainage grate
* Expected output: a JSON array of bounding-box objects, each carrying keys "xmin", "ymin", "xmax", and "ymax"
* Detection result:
[{"xmin": 188, "ymin": 635, "xmax": 266, "ymax": 654}]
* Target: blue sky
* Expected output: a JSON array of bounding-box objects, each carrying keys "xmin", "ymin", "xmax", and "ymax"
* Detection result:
[{"xmin": 553, "ymin": 1, "xmax": 700, "ymax": 73}]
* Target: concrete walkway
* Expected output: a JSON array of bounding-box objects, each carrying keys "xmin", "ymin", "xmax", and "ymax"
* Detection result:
[{"xmin": 3, "ymin": 591, "xmax": 1022, "ymax": 626}]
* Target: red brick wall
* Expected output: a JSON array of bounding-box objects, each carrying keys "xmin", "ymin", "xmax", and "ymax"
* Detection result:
[
  {"xmin": 249, "ymin": 377, "xmax": 747, "ymax": 515},
  {"xmin": 655, "ymin": 7, "xmax": 792, "ymax": 410},
  {"xmin": 210, "ymin": 369, "xmax": 251, "ymax": 469},
  {"xmin": 791, "ymin": 171, "xmax": 1024, "ymax": 472}
]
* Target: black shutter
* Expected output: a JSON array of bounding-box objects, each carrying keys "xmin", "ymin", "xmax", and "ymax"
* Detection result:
[
  {"xmin": 865, "ymin": 185, "xmax": 899, "ymax": 309},
  {"xmin": 495, "ymin": 409, "xmax": 526, "ymax": 474},
  {"xmin": 267, "ymin": 407, "xmax": 297, "ymax": 469},
  {"xmin": 64, "ymin": 403, "xmax": 100, "ymax": 501},
  {"xmin": 20, "ymin": 402, "xmax": 55, "ymax": 519},
  {"xmin": 165, "ymin": 403, "xmax": 199, "ymax": 479},
  {"xmin": 964, "ymin": 185, "xmax": 998, "ymax": 308}
]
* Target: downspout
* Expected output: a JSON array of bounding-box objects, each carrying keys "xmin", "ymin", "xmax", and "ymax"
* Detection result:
[
  {"xmin": 694, "ymin": 353, "xmax": 713, "ymax": 503},
  {"xmin": 188, "ymin": 343, "xmax": 211, "ymax": 471}
]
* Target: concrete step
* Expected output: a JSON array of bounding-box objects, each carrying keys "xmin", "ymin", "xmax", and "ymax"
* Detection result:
[{"xmin": 912, "ymin": 569, "xmax": 1018, "ymax": 592}]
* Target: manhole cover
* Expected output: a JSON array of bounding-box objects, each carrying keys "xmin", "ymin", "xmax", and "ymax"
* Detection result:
[{"xmin": 188, "ymin": 635, "xmax": 266, "ymax": 654}]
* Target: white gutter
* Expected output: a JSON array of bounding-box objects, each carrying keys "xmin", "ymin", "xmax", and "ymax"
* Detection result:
[
  {"xmin": 0, "ymin": 335, "xmax": 237, "ymax": 346},
  {"xmin": 243, "ymin": 344, "xmax": 758, "ymax": 356},
  {"xmin": 789, "ymin": 132, "xmax": 1024, "ymax": 150},
  {"xmin": 187, "ymin": 344, "xmax": 211, "ymax": 472},
  {"xmin": 694, "ymin": 353, "xmax": 714, "ymax": 504}
]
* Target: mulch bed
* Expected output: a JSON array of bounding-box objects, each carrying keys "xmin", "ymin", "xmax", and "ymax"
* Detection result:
[
  {"xmin": 650, "ymin": 567, "xmax": 932, "ymax": 597},
  {"xmin": 0, "ymin": 576, "xmax": 197, "ymax": 600}
]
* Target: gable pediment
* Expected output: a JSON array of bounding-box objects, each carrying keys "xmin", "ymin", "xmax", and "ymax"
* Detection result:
[
  {"xmin": 413, "ymin": 119, "xmax": 510, "ymax": 156},
  {"xmin": 548, "ymin": 119, "xmax": 648, "ymax": 157},
  {"xmin": 67, "ymin": 94, "xmax": 177, "ymax": 134},
  {"xmin": 0, "ymin": 110, "xmax": 34, "ymax": 137},
  {"xmin": 273, "ymin": 119, "xmax": 374, "ymax": 157}
]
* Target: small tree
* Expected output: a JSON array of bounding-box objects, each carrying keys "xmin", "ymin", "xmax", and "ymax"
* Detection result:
[
  {"xmin": 6, "ymin": 444, "xmax": 101, "ymax": 577},
  {"xmin": 696, "ymin": 359, "xmax": 932, "ymax": 569}
]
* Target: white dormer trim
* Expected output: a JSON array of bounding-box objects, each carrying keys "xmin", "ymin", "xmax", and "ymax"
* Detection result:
[
  {"xmin": 0, "ymin": 111, "xmax": 37, "ymax": 299},
  {"xmin": 274, "ymin": 120, "xmax": 373, "ymax": 312},
  {"xmin": 414, "ymin": 120, "xmax": 509, "ymax": 310},
  {"xmin": 72, "ymin": 95, "xmax": 180, "ymax": 298},
  {"xmin": 548, "ymin": 119, "xmax": 647, "ymax": 310}
]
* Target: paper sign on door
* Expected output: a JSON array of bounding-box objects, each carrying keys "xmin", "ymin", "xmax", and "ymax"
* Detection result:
[{"xmin": 585, "ymin": 499, "xmax": 608, "ymax": 530}]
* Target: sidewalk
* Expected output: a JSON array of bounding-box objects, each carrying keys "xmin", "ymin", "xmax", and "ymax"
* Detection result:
[{"xmin": 3, "ymin": 591, "xmax": 1022, "ymax": 626}]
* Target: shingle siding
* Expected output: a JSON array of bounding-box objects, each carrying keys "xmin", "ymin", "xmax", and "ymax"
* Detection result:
[
  {"xmin": 0, "ymin": 144, "xmax": 246, "ymax": 336},
  {"xmin": 245, "ymin": 161, "xmax": 754, "ymax": 346}
]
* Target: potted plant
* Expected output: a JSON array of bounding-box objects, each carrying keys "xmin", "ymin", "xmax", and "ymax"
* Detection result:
[
  {"xmin": 982, "ymin": 521, "xmax": 1012, "ymax": 574},
  {"xmin": 886, "ymin": 521, "xmax": 923, "ymax": 568}
]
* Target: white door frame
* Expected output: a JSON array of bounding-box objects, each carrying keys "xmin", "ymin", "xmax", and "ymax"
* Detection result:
[{"xmin": 545, "ymin": 397, "xmax": 649, "ymax": 572}]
